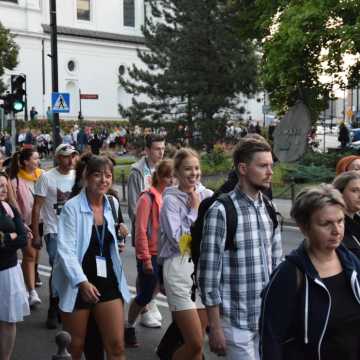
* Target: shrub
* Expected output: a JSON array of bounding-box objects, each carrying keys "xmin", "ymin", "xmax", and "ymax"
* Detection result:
[
  {"xmin": 272, "ymin": 163, "xmax": 296, "ymax": 186},
  {"xmin": 283, "ymin": 164, "xmax": 335, "ymax": 184},
  {"xmin": 201, "ymin": 144, "xmax": 233, "ymax": 176},
  {"xmin": 299, "ymin": 149, "xmax": 356, "ymax": 169}
]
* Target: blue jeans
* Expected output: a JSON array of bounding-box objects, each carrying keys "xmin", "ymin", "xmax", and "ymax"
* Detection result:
[{"xmin": 44, "ymin": 233, "xmax": 58, "ymax": 266}]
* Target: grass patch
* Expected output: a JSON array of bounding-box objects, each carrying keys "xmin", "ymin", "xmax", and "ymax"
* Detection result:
[
  {"xmin": 202, "ymin": 175, "xmax": 227, "ymax": 191},
  {"xmin": 114, "ymin": 157, "xmax": 136, "ymax": 166},
  {"xmin": 114, "ymin": 165, "xmax": 131, "ymax": 183}
]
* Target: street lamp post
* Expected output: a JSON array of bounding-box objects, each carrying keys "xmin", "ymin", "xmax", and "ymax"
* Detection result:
[
  {"xmin": 49, "ymin": 0, "xmax": 61, "ymax": 150},
  {"xmin": 263, "ymin": 92, "xmax": 266, "ymax": 128}
]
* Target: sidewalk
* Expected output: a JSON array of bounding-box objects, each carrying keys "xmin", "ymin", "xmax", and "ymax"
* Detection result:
[{"xmin": 273, "ymin": 198, "xmax": 295, "ymax": 226}]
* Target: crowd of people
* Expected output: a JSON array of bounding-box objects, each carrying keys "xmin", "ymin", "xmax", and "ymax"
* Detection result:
[
  {"xmin": 2, "ymin": 132, "xmax": 360, "ymax": 360},
  {"xmin": 16, "ymin": 125, "xmax": 131, "ymax": 160}
]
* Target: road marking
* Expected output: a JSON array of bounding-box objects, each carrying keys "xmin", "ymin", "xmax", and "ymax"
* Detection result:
[
  {"xmin": 283, "ymin": 225, "xmax": 299, "ymax": 231},
  {"xmin": 38, "ymin": 265, "xmax": 170, "ymax": 308}
]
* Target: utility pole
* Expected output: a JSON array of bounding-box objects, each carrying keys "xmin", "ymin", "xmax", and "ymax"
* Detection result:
[{"xmin": 50, "ymin": 0, "xmax": 61, "ymax": 150}]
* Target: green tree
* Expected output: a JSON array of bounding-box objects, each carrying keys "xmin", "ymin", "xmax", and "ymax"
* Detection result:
[
  {"xmin": 235, "ymin": 0, "xmax": 360, "ymax": 120},
  {"xmin": 0, "ymin": 21, "xmax": 19, "ymax": 94},
  {"xmin": 119, "ymin": 0, "xmax": 258, "ymax": 144}
]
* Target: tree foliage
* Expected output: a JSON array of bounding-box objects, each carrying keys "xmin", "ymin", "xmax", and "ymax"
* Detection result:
[
  {"xmin": 232, "ymin": 0, "xmax": 360, "ymax": 120},
  {"xmin": 0, "ymin": 21, "xmax": 19, "ymax": 94},
  {"xmin": 119, "ymin": 0, "xmax": 258, "ymax": 143}
]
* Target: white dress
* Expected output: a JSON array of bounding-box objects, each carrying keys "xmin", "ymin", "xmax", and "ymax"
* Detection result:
[{"xmin": 0, "ymin": 262, "xmax": 30, "ymax": 323}]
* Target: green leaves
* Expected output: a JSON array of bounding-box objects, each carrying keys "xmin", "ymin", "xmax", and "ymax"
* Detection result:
[
  {"xmin": 119, "ymin": 0, "xmax": 258, "ymax": 144},
  {"xmin": 0, "ymin": 22, "xmax": 19, "ymax": 94},
  {"xmin": 256, "ymin": 0, "xmax": 360, "ymax": 121}
]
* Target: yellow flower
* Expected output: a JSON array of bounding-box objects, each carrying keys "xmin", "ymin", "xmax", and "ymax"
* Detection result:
[{"xmin": 179, "ymin": 233, "xmax": 192, "ymax": 256}]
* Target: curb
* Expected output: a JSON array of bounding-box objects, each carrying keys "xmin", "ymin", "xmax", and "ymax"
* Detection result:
[{"xmin": 282, "ymin": 219, "xmax": 297, "ymax": 228}]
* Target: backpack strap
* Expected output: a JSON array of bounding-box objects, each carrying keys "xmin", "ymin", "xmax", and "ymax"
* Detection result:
[
  {"xmin": 217, "ymin": 193, "xmax": 238, "ymax": 251},
  {"xmin": 107, "ymin": 195, "xmax": 118, "ymax": 224},
  {"xmin": 262, "ymin": 194, "xmax": 283, "ymax": 235}
]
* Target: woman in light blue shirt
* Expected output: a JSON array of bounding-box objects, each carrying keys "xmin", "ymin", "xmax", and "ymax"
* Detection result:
[{"xmin": 52, "ymin": 155, "xmax": 130, "ymax": 360}]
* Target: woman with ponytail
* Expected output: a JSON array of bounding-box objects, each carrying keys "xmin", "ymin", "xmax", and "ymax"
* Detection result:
[
  {"xmin": 9, "ymin": 148, "xmax": 43, "ymax": 307},
  {"xmin": 125, "ymin": 159, "xmax": 174, "ymax": 347}
]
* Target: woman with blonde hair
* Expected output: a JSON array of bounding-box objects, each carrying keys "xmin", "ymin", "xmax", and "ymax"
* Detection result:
[{"xmin": 158, "ymin": 148, "xmax": 213, "ymax": 360}]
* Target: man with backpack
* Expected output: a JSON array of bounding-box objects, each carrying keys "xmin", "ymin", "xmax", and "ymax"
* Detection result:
[{"xmin": 198, "ymin": 137, "xmax": 282, "ymax": 359}]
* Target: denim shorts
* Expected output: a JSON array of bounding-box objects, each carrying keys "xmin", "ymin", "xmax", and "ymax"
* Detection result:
[
  {"xmin": 135, "ymin": 255, "xmax": 158, "ymax": 306},
  {"xmin": 44, "ymin": 233, "xmax": 58, "ymax": 266}
]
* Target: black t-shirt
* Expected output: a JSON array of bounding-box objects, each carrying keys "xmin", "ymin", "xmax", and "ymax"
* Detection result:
[{"xmin": 321, "ymin": 272, "xmax": 360, "ymax": 359}]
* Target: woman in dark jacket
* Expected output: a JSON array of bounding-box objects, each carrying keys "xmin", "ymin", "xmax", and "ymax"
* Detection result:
[
  {"xmin": 0, "ymin": 171, "xmax": 28, "ymax": 360},
  {"xmin": 260, "ymin": 184, "xmax": 360, "ymax": 360},
  {"xmin": 333, "ymin": 171, "xmax": 360, "ymax": 259}
]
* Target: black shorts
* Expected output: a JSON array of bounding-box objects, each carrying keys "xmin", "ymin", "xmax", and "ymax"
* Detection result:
[{"xmin": 73, "ymin": 287, "xmax": 122, "ymax": 310}]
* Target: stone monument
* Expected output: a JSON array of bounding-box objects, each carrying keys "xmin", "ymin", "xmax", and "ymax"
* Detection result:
[{"xmin": 273, "ymin": 101, "xmax": 312, "ymax": 162}]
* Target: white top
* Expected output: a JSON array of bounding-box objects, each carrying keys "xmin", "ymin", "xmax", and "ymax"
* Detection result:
[{"xmin": 34, "ymin": 168, "xmax": 75, "ymax": 236}]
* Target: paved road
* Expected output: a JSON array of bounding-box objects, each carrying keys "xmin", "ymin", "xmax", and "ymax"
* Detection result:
[{"xmin": 12, "ymin": 210, "xmax": 303, "ymax": 359}]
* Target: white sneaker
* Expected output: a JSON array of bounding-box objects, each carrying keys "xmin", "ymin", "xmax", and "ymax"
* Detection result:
[
  {"xmin": 29, "ymin": 289, "xmax": 41, "ymax": 307},
  {"xmin": 148, "ymin": 299, "xmax": 162, "ymax": 322},
  {"xmin": 140, "ymin": 310, "xmax": 161, "ymax": 328}
]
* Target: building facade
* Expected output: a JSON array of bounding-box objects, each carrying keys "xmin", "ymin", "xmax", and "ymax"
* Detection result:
[
  {"xmin": 0, "ymin": 0, "xmax": 147, "ymax": 120},
  {"xmin": 0, "ymin": 0, "xmax": 268, "ymax": 124}
]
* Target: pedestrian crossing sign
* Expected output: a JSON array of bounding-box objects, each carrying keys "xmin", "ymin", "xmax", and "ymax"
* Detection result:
[{"xmin": 51, "ymin": 92, "xmax": 70, "ymax": 113}]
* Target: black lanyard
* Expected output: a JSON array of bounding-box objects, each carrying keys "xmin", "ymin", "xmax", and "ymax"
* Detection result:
[
  {"xmin": 86, "ymin": 195, "xmax": 106, "ymax": 257},
  {"xmin": 94, "ymin": 220, "xmax": 106, "ymax": 257}
]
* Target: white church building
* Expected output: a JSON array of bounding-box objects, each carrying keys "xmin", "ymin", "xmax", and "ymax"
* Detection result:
[{"xmin": 0, "ymin": 0, "xmax": 264, "ymax": 122}]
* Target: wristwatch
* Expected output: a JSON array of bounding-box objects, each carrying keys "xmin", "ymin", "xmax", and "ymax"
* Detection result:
[{"xmin": 0, "ymin": 231, "xmax": 5, "ymax": 248}]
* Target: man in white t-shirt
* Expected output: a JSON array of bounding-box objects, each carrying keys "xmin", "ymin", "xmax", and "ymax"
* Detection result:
[{"xmin": 31, "ymin": 144, "xmax": 77, "ymax": 329}]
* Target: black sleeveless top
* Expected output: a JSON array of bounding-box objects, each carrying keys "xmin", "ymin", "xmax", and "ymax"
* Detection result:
[{"xmin": 321, "ymin": 272, "xmax": 360, "ymax": 359}]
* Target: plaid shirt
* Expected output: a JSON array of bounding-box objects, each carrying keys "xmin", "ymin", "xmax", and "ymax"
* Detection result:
[{"xmin": 198, "ymin": 187, "xmax": 282, "ymax": 331}]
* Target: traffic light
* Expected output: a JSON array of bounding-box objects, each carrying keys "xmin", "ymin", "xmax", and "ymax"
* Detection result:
[
  {"xmin": 10, "ymin": 74, "xmax": 26, "ymax": 113},
  {"xmin": 0, "ymin": 93, "xmax": 14, "ymax": 114}
]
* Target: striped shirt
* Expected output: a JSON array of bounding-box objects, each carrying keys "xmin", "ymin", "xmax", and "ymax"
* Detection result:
[{"xmin": 198, "ymin": 187, "xmax": 282, "ymax": 331}]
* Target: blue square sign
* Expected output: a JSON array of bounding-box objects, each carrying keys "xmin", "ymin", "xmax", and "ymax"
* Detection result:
[{"xmin": 52, "ymin": 92, "xmax": 70, "ymax": 113}]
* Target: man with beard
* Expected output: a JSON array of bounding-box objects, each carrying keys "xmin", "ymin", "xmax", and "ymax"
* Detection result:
[{"xmin": 198, "ymin": 137, "xmax": 282, "ymax": 360}]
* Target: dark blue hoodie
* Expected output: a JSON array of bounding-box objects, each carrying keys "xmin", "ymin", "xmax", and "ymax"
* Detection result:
[{"xmin": 259, "ymin": 242, "xmax": 360, "ymax": 360}]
